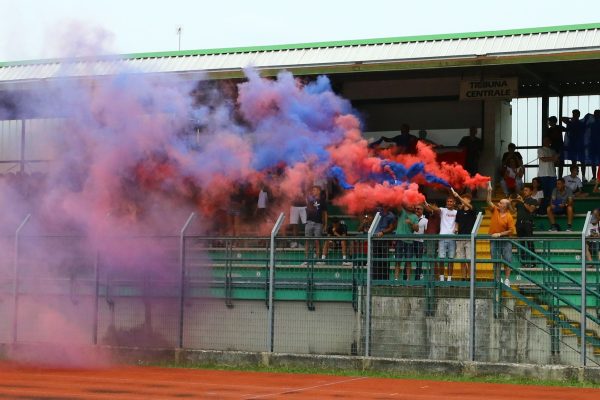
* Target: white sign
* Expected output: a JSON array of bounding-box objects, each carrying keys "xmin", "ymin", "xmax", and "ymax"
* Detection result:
[{"xmin": 460, "ymin": 78, "xmax": 518, "ymax": 100}]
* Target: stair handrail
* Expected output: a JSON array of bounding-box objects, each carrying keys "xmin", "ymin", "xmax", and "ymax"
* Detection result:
[
  {"xmin": 479, "ymin": 236, "xmax": 600, "ymax": 326},
  {"xmin": 495, "ymin": 235, "xmax": 600, "ymax": 302},
  {"xmin": 581, "ymin": 211, "xmax": 592, "ymax": 366}
]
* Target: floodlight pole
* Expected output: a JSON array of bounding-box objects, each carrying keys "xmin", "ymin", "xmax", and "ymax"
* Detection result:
[
  {"xmin": 177, "ymin": 26, "xmax": 182, "ymax": 51},
  {"xmin": 365, "ymin": 212, "xmax": 381, "ymax": 357},
  {"xmin": 178, "ymin": 212, "xmax": 196, "ymax": 349},
  {"xmin": 12, "ymin": 213, "xmax": 31, "ymax": 343},
  {"xmin": 267, "ymin": 213, "xmax": 285, "ymax": 352}
]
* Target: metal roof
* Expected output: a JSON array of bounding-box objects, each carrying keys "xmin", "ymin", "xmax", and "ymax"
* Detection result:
[{"xmin": 1, "ymin": 23, "xmax": 600, "ymax": 82}]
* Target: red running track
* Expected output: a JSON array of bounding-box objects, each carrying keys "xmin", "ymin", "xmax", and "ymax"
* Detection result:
[{"xmin": 0, "ymin": 362, "xmax": 599, "ymax": 399}]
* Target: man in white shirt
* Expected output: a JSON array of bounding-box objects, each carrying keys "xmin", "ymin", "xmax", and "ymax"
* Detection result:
[
  {"xmin": 585, "ymin": 208, "xmax": 600, "ymax": 265},
  {"xmin": 425, "ymin": 195, "xmax": 458, "ymax": 281},
  {"xmin": 564, "ymin": 165, "xmax": 588, "ymax": 197},
  {"xmin": 413, "ymin": 204, "xmax": 428, "ymax": 281},
  {"xmin": 537, "ymin": 135, "xmax": 559, "ymax": 213}
]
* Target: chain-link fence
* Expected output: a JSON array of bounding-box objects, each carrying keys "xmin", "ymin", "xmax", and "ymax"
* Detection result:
[
  {"xmin": 1, "ymin": 212, "xmax": 599, "ymax": 366},
  {"xmin": 0, "ymin": 234, "xmax": 14, "ymax": 343}
]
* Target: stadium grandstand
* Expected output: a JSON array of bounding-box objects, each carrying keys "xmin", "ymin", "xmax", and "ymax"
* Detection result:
[{"xmin": 1, "ymin": 22, "xmax": 600, "ymax": 372}]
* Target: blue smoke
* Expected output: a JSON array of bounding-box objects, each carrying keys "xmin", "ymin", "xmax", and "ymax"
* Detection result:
[
  {"xmin": 328, "ymin": 166, "xmax": 354, "ymax": 189},
  {"xmin": 379, "ymin": 161, "xmax": 451, "ymax": 187}
]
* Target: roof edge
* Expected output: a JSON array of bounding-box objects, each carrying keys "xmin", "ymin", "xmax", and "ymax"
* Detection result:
[{"xmin": 1, "ymin": 22, "xmax": 600, "ymax": 67}]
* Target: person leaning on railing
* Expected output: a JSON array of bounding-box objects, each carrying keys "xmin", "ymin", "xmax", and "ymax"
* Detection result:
[
  {"xmin": 424, "ymin": 194, "xmax": 458, "ymax": 282},
  {"xmin": 413, "ymin": 204, "xmax": 428, "ymax": 281},
  {"xmin": 585, "ymin": 208, "xmax": 600, "ymax": 267},
  {"xmin": 372, "ymin": 205, "xmax": 397, "ymax": 280},
  {"xmin": 487, "ymin": 185, "xmax": 517, "ymax": 286},
  {"xmin": 453, "ymin": 190, "xmax": 478, "ymax": 280},
  {"xmin": 511, "ymin": 185, "xmax": 538, "ymax": 269}
]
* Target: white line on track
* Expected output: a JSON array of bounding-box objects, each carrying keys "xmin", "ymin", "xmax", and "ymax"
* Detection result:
[{"xmin": 243, "ymin": 376, "xmax": 369, "ymax": 399}]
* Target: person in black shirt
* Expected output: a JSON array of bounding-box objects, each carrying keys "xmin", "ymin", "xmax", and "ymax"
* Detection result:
[
  {"xmin": 321, "ymin": 218, "xmax": 351, "ymax": 265},
  {"xmin": 511, "ymin": 185, "xmax": 539, "ymax": 268},
  {"xmin": 547, "ymin": 116, "xmax": 565, "ymax": 178},
  {"xmin": 303, "ymin": 185, "xmax": 328, "ymax": 262},
  {"xmin": 458, "ymin": 126, "xmax": 483, "ymax": 176},
  {"xmin": 454, "ymin": 191, "xmax": 478, "ymax": 280},
  {"xmin": 501, "ymin": 143, "xmax": 524, "ymax": 169},
  {"xmin": 562, "ymin": 109, "xmax": 587, "ymax": 180},
  {"xmin": 369, "ymin": 124, "xmax": 418, "ymax": 154}
]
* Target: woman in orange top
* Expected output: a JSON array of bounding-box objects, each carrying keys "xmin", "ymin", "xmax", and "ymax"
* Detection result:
[{"xmin": 487, "ymin": 185, "xmax": 517, "ymax": 286}]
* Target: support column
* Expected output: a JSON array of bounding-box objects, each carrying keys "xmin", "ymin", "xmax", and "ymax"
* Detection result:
[
  {"xmin": 541, "ymin": 89, "xmax": 549, "ymax": 139},
  {"xmin": 480, "ymin": 99, "xmax": 512, "ymax": 186}
]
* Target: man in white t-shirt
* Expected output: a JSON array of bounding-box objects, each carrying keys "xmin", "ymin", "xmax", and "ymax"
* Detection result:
[
  {"xmin": 413, "ymin": 204, "xmax": 428, "ymax": 281},
  {"xmin": 585, "ymin": 208, "xmax": 600, "ymax": 265},
  {"xmin": 537, "ymin": 135, "xmax": 559, "ymax": 213},
  {"xmin": 425, "ymin": 195, "xmax": 458, "ymax": 281},
  {"xmin": 564, "ymin": 165, "xmax": 588, "ymax": 197}
]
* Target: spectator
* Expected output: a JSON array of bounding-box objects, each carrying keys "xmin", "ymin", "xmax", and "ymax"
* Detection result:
[
  {"xmin": 413, "ymin": 204, "xmax": 428, "ymax": 280},
  {"xmin": 564, "ymin": 165, "xmax": 588, "ymax": 197},
  {"xmin": 501, "ymin": 143, "xmax": 524, "ymax": 169},
  {"xmin": 424, "ymin": 200, "xmax": 442, "ymax": 281},
  {"xmin": 530, "ymin": 177, "xmax": 544, "ymax": 208},
  {"xmin": 394, "ymin": 204, "xmax": 419, "ymax": 281},
  {"xmin": 585, "ymin": 208, "xmax": 600, "ymax": 266},
  {"xmin": 418, "ymin": 129, "xmax": 439, "ymax": 148},
  {"xmin": 369, "ymin": 123, "xmax": 418, "ymax": 154},
  {"xmin": 458, "ymin": 126, "xmax": 483, "ymax": 176},
  {"xmin": 321, "ymin": 218, "xmax": 351, "ymax": 265},
  {"xmin": 372, "ymin": 205, "xmax": 397, "ymax": 280},
  {"xmin": 313, "ymin": 173, "xmax": 330, "ymax": 201},
  {"xmin": 228, "ymin": 183, "xmax": 246, "ymax": 236},
  {"xmin": 486, "ymin": 185, "xmax": 516, "ymax": 286},
  {"xmin": 537, "ymin": 136, "xmax": 559, "ymax": 214},
  {"xmin": 289, "ymin": 191, "xmax": 307, "ymax": 248},
  {"xmin": 454, "ymin": 191, "xmax": 478, "ymax": 280},
  {"xmin": 355, "ymin": 212, "xmax": 374, "ymax": 267},
  {"xmin": 562, "ymin": 109, "xmax": 587, "ymax": 180},
  {"xmin": 255, "ymin": 183, "xmax": 271, "ymax": 222},
  {"xmin": 547, "ymin": 178, "xmax": 574, "ymax": 232},
  {"xmin": 547, "ymin": 116, "xmax": 566, "ymax": 178},
  {"xmin": 500, "ymin": 157, "xmax": 524, "ymax": 196},
  {"xmin": 357, "ymin": 212, "xmax": 374, "ymax": 234},
  {"xmin": 425, "ymin": 194, "xmax": 458, "ymax": 282},
  {"xmin": 583, "ymin": 110, "xmax": 600, "ymax": 183},
  {"xmin": 304, "ymin": 185, "xmax": 327, "ymax": 262},
  {"xmin": 511, "ymin": 186, "xmax": 538, "ymax": 268}
]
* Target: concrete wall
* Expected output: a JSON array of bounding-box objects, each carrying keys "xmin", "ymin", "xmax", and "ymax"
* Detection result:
[
  {"xmin": 369, "ymin": 295, "xmax": 585, "ymax": 366},
  {"xmin": 2, "ymin": 292, "xmax": 597, "ymax": 367},
  {"xmin": 97, "ymin": 298, "xmax": 356, "ymax": 355}
]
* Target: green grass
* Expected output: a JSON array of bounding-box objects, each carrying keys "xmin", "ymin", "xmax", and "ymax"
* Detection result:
[{"xmin": 145, "ymin": 360, "xmax": 600, "ymax": 389}]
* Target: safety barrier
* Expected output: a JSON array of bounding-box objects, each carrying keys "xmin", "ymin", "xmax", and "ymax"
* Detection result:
[{"xmin": 0, "ymin": 211, "xmax": 599, "ymax": 366}]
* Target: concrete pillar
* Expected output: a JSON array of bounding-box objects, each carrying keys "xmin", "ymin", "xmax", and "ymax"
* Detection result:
[{"xmin": 480, "ymin": 99, "xmax": 512, "ymax": 186}]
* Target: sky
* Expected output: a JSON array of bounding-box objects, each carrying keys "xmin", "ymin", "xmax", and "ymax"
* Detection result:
[{"xmin": 0, "ymin": 0, "xmax": 598, "ymax": 62}]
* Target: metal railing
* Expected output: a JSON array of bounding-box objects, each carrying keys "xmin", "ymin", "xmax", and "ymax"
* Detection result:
[{"xmin": 1, "ymin": 212, "xmax": 599, "ymax": 367}]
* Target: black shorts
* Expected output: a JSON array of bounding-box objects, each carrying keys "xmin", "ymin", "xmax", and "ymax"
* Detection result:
[{"xmin": 395, "ymin": 241, "xmax": 414, "ymax": 258}]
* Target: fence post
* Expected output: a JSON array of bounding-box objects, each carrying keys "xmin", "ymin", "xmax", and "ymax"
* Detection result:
[
  {"xmin": 365, "ymin": 212, "xmax": 381, "ymax": 357},
  {"xmin": 178, "ymin": 212, "xmax": 196, "ymax": 349},
  {"xmin": 469, "ymin": 212, "xmax": 483, "ymax": 361},
  {"xmin": 12, "ymin": 213, "xmax": 31, "ymax": 344},
  {"xmin": 268, "ymin": 213, "xmax": 286, "ymax": 353},
  {"xmin": 92, "ymin": 251, "xmax": 100, "ymax": 345},
  {"xmin": 581, "ymin": 211, "xmax": 592, "ymax": 366}
]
